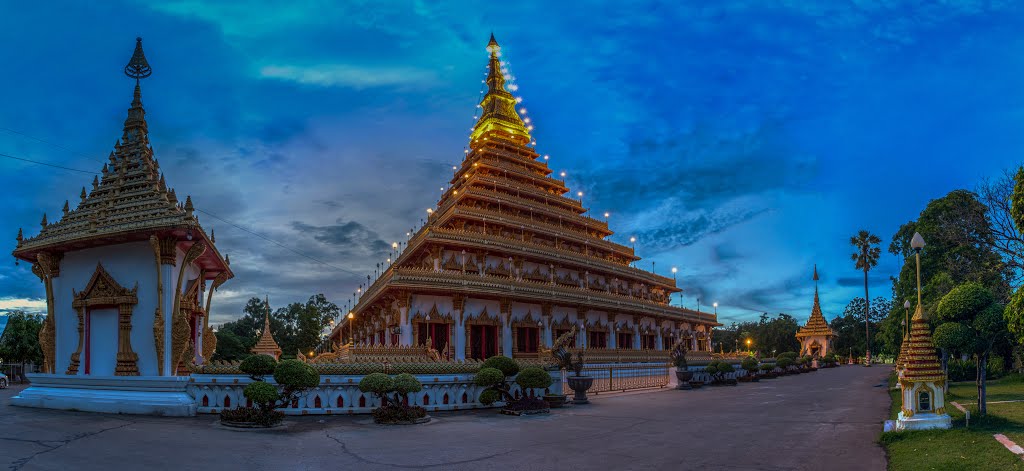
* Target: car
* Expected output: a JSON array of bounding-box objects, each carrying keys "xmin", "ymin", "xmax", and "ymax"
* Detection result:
[{"xmin": 0, "ymin": 372, "xmax": 7, "ymax": 389}]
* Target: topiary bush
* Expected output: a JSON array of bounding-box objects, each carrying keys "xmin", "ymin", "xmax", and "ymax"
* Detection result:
[
  {"xmin": 741, "ymin": 357, "xmax": 759, "ymax": 376},
  {"xmin": 359, "ymin": 373, "xmax": 396, "ymax": 406},
  {"xmin": 516, "ymin": 367, "xmax": 553, "ymax": 390},
  {"xmin": 359, "ymin": 373, "xmax": 427, "ymax": 424},
  {"xmin": 776, "ymin": 357, "xmax": 793, "ymax": 372},
  {"xmin": 475, "ymin": 356, "xmax": 532, "ymax": 410},
  {"xmin": 393, "ymin": 373, "xmax": 423, "ymax": 396},
  {"xmin": 482, "ymin": 356, "xmax": 520, "ymax": 377},
  {"xmin": 273, "ymin": 359, "xmax": 320, "ymax": 409},
  {"xmin": 243, "ymin": 381, "xmax": 279, "ymax": 409},
  {"xmin": 239, "ymin": 354, "xmax": 277, "ymax": 381}
]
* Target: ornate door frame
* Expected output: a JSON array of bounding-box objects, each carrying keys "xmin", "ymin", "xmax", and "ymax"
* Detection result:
[{"xmin": 67, "ymin": 263, "xmax": 139, "ymax": 376}]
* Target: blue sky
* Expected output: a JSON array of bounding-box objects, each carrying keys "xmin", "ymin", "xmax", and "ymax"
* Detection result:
[{"xmin": 2, "ymin": 1, "xmax": 1023, "ymax": 326}]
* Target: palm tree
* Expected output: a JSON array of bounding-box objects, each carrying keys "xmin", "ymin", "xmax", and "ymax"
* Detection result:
[{"xmin": 850, "ymin": 230, "xmax": 881, "ymax": 366}]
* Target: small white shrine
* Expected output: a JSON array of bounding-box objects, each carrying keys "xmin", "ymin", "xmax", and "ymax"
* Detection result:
[{"xmin": 10, "ymin": 38, "xmax": 232, "ymax": 416}]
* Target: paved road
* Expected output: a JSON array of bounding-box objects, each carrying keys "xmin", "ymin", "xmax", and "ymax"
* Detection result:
[{"xmin": 0, "ymin": 365, "xmax": 890, "ymax": 471}]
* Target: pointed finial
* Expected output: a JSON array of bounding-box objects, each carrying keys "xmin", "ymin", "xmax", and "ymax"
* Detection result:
[
  {"xmin": 158, "ymin": 174, "xmax": 166, "ymax": 191},
  {"xmin": 92, "ymin": 175, "xmax": 99, "ymax": 190},
  {"xmin": 80, "ymin": 187, "xmax": 87, "ymax": 201},
  {"xmin": 813, "ymin": 264, "xmax": 819, "ymax": 281},
  {"xmin": 40, "ymin": 213, "xmax": 48, "ymax": 228},
  {"xmin": 16, "ymin": 228, "xmax": 23, "ymax": 245},
  {"xmin": 124, "ymin": 37, "xmax": 152, "ymax": 81},
  {"xmin": 487, "ymin": 33, "xmax": 500, "ymax": 55},
  {"xmin": 168, "ymin": 188, "xmax": 177, "ymax": 203},
  {"xmin": 225, "ymin": 254, "xmax": 230, "ymax": 265},
  {"xmin": 102, "ymin": 163, "xmax": 108, "ymax": 174},
  {"xmin": 183, "ymin": 195, "xmax": 194, "ymax": 216},
  {"xmin": 210, "ymin": 228, "xmax": 215, "ymax": 243},
  {"xmin": 63, "ymin": 200, "xmax": 69, "ymax": 215}
]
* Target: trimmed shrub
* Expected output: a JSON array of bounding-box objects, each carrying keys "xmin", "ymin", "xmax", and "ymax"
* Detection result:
[
  {"xmin": 516, "ymin": 367, "xmax": 553, "ymax": 390},
  {"xmin": 479, "ymin": 389, "xmax": 501, "ymax": 405},
  {"xmin": 778, "ymin": 352, "xmax": 798, "ymax": 361},
  {"xmin": 482, "ymin": 356, "xmax": 520, "ymax": 377},
  {"xmin": 243, "ymin": 381, "xmax": 279, "ymax": 407},
  {"xmin": 717, "ymin": 362, "xmax": 735, "ymax": 374},
  {"xmin": 741, "ymin": 357, "xmax": 759, "ymax": 374},
  {"xmin": 239, "ymin": 355, "xmax": 277, "ymax": 380},
  {"xmin": 777, "ymin": 357, "xmax": 793, "ymax": 369},
  {"xmin": 359, "ymin": 373, "xmax": 395, "ymax": 397},
  {"xmin": 274, "ymin": 359, "xmax": 320, "ymax": 389},
  {"xmin": 393, "ymin": 373, "xmax": 423, "ymax": 395},
  {"xmin": 475, "ymin": 367, "xmax": 506, "ymax": 387}
]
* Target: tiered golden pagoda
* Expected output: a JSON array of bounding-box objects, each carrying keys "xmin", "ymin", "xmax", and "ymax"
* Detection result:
[
  {"xmin": 796, "ymin": 266, "xmax": 835, "ymax": 359},
  {"xmin": 896, "ymin": 232, "xmax": 950, "ymax": 431},
  {"xmin": 329, "ymin": 35, "xmax": 718, "ymax": 359},
  {"xmin": 252, "ymin": 309, "xmax": 283, "ymax": 361}
]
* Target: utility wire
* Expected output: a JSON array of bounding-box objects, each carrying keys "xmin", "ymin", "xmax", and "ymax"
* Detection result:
[
  {"xmin": 0, "ymin": 153, "xmax": 97, "ymax": 175},
  {"xmin": 0, "ymin": 145, "xmax": 363, "ymax": 277},
  {"xmin": 0, "ymin": 127, "xmax": 106, "ymax": 164}
]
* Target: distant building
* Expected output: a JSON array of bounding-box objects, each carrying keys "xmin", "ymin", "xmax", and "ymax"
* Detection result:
[{"xmin": 796, "ymin": 266, "xmax": 835, "ymax": 358}]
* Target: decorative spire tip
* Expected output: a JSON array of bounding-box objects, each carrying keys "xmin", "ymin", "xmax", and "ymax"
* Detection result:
[{"xmin": 124, "ymin": 37, "xmax": 152, "ymax": 81}]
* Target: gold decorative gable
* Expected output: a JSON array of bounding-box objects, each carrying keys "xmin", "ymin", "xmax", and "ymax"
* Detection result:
[{"xmin": 72, "ymin": 263, "xmax": 138, "ymax": 308}]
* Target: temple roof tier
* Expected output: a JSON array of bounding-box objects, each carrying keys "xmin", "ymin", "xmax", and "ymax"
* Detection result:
[
  {"xmin": 251, "ymin": 311, "xmax": 283, "ymax": 359},
  {"xmin": 354, "ymin": 267, "xmax": 716, "ymax": 325},
  {"xmin": 901, "ymin": 304, "xmax": 945, "ymax": 382},
  {"xmin": 11, "ymin": 37, "xmax": 232, "ymax": 280},
  {"xmin": 430, "ymin": 207, "xmax": 632, "ymax": 259}
]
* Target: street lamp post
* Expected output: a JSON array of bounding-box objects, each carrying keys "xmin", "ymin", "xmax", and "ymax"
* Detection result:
[
  {"xmin": 713, "ymin": 302, "xmax": 718, "ymax": 317},
  {"xmin": 903, "ymin": 299, "xmax": 911, "ymax": 338}
]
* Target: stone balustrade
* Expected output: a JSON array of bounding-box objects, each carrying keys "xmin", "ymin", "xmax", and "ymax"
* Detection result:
[{"xmin": 188, "ymin": 372, "xmax": 564, "ymax": 415}]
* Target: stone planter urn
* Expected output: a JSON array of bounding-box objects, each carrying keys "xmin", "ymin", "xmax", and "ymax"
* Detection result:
[
  {"xmin": 566, "ymin": 376, "xmax": 594, "ymax": 404},
  {"xmin": 675, "ymin": 369, "xmax": 693, "ymax": 390},
  {"xmin": 543, "ymin": 394, "xmax": 567, "ymax": 408}
]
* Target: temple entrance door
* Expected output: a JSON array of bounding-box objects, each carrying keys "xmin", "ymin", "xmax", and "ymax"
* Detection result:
[
  {"xmin": 470, "ymin": 325, "xmax": 498, "ymax": 359},
  {"xmin": 85, "ymin": 308, "xmax": 118, "ymax": 376}
]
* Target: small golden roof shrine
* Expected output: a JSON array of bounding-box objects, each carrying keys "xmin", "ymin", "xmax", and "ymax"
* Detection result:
[
  {"xmin": 252, "ymin": 308, "xmax": 282, "ymax": 360},
  {"xmin": 796, "ymin": 266, "xmax": 835, "ymax": 358},
  {"xmin": 895, "ymin": 232, "xmax": 950, "ymax": 431}
]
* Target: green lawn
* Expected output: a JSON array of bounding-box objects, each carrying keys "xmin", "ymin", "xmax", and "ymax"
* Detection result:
[{"xmin": 883, "ymin": 374, "xmax": 1024, "ymax": 471}]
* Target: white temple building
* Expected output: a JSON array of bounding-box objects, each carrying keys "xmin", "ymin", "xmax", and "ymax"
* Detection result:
[{"xmin": 10, "ymin": 38, "xmax": 232, "ymax": 416}]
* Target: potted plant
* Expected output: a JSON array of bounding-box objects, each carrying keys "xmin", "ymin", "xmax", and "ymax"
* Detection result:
[
  {"xmin": 741, "ymin": 357, "xmax": 760, "ymax": 382},
  {"xmin": 563, "ymin": 352, "xmax": 594, "ymax": 404},
  {"xmin": 545, "ymin": 350, "xmax": 574, "ymax": 407},
  {"xmin": 672, "ymin": 342, "xmax": 693, "ymax": 390},
  {"xmin": 220, "ymin": 357, "xmax": 320, "ymax": 428},
  {"xmin": 358, "ymin": 373, "xmax": 430, "ymax": 424}
]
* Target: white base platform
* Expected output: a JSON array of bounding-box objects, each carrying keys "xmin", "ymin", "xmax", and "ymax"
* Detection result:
[
  {"xmin": 896, "ymin": 411, "xmax": 951, "ymax": 431},
  {"xmin": 11, "ymin": 374, "xmax": 196, "ymax": 416}
]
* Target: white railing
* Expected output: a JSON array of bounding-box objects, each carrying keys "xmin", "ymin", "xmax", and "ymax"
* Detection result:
[{"xmin": 188, "ymin": 373, "xmax": 565, "ymax": 415}]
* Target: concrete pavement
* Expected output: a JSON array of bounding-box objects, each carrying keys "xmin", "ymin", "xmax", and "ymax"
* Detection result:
[{"xmin": 0, "ymin": 365, "xmax": 891, "ymax": 471}]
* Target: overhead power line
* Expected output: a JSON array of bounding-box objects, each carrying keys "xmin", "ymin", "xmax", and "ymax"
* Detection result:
[{"xmin": 1, "ymin": 143, "xmax": 361, "ymax": 277}]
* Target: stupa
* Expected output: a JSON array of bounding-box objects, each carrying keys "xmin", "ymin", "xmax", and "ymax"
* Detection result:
[
  {"xmin": 251, "ymin": 303, "xmax": 283, "ymax": 360},
  {"xmin": 796, "ymin": 265, "xmax": 835, "ymax": 359},
  {"xmin": 896, "ymin": 232, "xmax": 951, "ymax": 431},
  {"xmin": 329, "ymin": 35, "xmax": 718, "ymax": 358},
  {"xmin": 10, "ymin": 38, "xmax": 232, "ymax": 416}
]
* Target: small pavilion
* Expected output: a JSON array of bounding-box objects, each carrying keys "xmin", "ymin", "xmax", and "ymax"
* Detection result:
[
  {"xmin": 251, "ymin": 310, "xmax": 282, "ymax": 360},
  {"xmin": 796, "ymin": 266, "xmax": 835, "ymax": 359}
]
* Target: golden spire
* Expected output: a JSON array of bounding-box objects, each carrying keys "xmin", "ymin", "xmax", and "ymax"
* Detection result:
[
  {"xmin": 902, "ymin": 304, "xmax": 943, "ymax": 381},
  {"xmin": 470, "ymin": 34, "xmax": 532, "ymax": 146},
  {"xmin": 122, "ymin": 37, "xmax": 152, "ymax": 146},
  {"xmin": 797, "ymin": 265, "xmax": 835, "ymax": 338},
  {"xmin": 251, "ymin": 297, "xmax": 282, "ymax": 360}
]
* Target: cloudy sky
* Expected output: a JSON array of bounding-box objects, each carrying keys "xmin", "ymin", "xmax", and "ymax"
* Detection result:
[{"xmin": 2, "ymin": 1, "xmax": 1023, "ymax": 326}]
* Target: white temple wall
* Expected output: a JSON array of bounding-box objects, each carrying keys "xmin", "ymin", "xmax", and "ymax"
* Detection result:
[{"xmin": 54, "ymin": 242, "xmax": 159, "ymax": 375}]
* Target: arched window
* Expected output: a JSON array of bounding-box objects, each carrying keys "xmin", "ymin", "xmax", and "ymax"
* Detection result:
[{"xmin": 918, "ymin": 391, "xmax": 931, "ymax": 411}]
